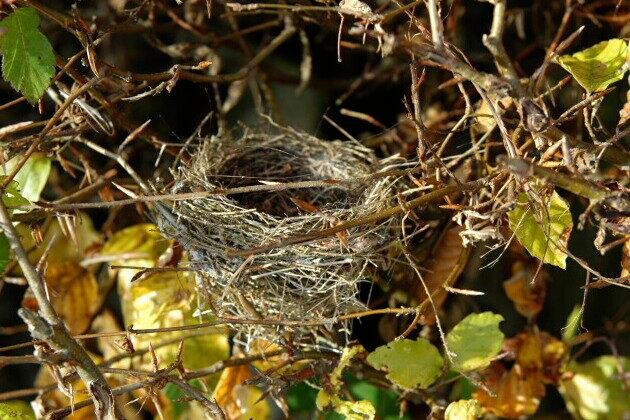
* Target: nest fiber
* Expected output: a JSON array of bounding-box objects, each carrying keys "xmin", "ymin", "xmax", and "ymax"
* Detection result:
[{"xmin": 158, "ymin": 123, "xmax": 397, "ymax": 341}]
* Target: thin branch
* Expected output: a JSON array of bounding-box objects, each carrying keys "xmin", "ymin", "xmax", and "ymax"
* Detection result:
[
  {"xmin": 0, "ymin": 199, "xmax": 118, "ymax": 419},
  {"xmin": 227, "ymin": 179, "xmax": 486, "ymax": 257}
]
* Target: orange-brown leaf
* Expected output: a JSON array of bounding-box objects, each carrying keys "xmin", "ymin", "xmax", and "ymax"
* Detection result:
[
  {"xmin": 476, "ymin": 331, "xmax": 567, "ymax": 418},
  {"xmin": 416, "ymin": 226, "xmax": 468, "ymax": 324},
  {"xmin": 474, "ymin": 362, "xmax": 546, "ymax": 418},
  {"xmin": 213, "ymin": 364, "xmax": 253, "ymax": 420},
  {"xmin": 503, "ymin": 261, "xmax": 546, "ymax": 319}
]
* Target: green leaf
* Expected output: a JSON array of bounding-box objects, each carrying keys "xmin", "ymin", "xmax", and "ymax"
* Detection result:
[
  {"xmin": 559, "ymin": 356, "xmax": 630, "ymax": 420},
  {"xmin": 0, "ymin": 153, "xmax": 51, "ymax": 202},
  {"xmin": 0, "ymin": 401, "xmax": 35, "ymax": 420},
  {"xmin": 0, "ymin": 176, "xmax": 30, "ymax": 208},
  {"xmin": 0, "ymin": 232, "xmax": 9, "ymax": 274},
  {"xmin": 562, "ymin": 305, "xmax": 582, "ymax": 342},
  {"xmin": 508, "ymin": 190, "xmax": 573, "ymax": 269},
  {"xmin": 0, "ymin": 7, "xmax": 56, "ymax": 102},
  {"xmin": 557, "ymin": 39, "xmax": 628, "ymax": 92},
  {"xmin": 366, "ymin": 338, "xmax": 443, "ymax": 389},
  {"xmin": 446, "ymin": 312, "xmax": 504, "ymax": 372},
  {"xmin": 444, "ymin": 399, "xmax": 483, "ymax": 420}
]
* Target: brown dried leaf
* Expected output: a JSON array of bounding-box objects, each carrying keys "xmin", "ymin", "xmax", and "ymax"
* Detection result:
[
  {"xmin": 416, "ymin": 226, "xmax": 469, "ymax": 324},
  {"xmin": 213, "ymin": 364, "xmax": 253, "ymax": 419},
  {"xmin": 212, "ymin": 346, "xmax": 274, "ymax": 420},
  {"xmin": 474, "ymin": 362, "xmax": 546, "ymax": 418},
  {"xmin": 476, "ymin": 331, "xmax": 567, "ymax": 418},
  {"xmin": 503, "ymin": 261, "xmax": 547, "ymax": 319}
]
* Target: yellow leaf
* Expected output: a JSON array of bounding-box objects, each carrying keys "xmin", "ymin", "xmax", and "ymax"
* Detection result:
[
  {"xmin": 13, "ymin": 212, "xmax": 100, "ymax": 273},
  {"xmin": 445, "ymin": 399, "xmax": 483, "ymax": 420},
  {"xmin": 22, "ymin": 262, "xmax": 99, "ymax": 334},
  {"xmin": 103, "ymin": 224, "xmax": 230, "ymax": 374}
]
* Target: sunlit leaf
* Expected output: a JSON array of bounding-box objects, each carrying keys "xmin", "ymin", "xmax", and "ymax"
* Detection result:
[
  {"xmin": 0, "ymin": 153, "xmax": 51, "ymax": 202},
  {"xmin": 557, "ymin": 39, "xmax": 629, "ymax": 92},
  {"xmin": 101, "ymin": 223, "xmax": 169, "ymax": 290},
  {"xmin": 446, "ymin": 312, "xmax": 504, "ymax": 372},
  {"xmin": 13, "ymin": 212, "xmax": 100, "ymax": 269},
  {"xmin": 0, "ymin": 401, "xmax": 35, "ymax": 420},
  {"xmin": 474, "ymin": 362, "xmax": 546, "ymax": 418},
  {"xmin": 560, "ymin": 356, "xmax": 630, "ymax": 420},
  {"xmin": 0, "ymin": 7, "xmax": 56, "ymax": 102},
  {"xmin": 508, "ymin": 191, "xmax": 573, "ymax": 269},
  {"xmin": 333, "ymin": 400, "xmax": 376, "ymax": 420},
  {"xmin": 503, "ymin": 261, "xmax": 546, "ymax": 319},
  {"xmin": 367, "ymin": 338, "xmax": 443, "ymax": 389},
  {"xmin": 475, "ymin": 331, "xmax": 567, "ymax": 418},
  {"xmin": 38, "ymin": 262, "xmax": 99, "ymax": 334},
  {"xmin": 444, "ymin": 399, "xmax": 483, "ymax": 420},
  {"xmin": 105, "ymin": 224, "xmax": 229, "ymax": 375},
  {"xmin": 213, "ymin": 364, "xmax": 272, "ymax": 420},
  {"xmin": 511, "ymin": 331, "xmax": 567, "ymax": 383}
]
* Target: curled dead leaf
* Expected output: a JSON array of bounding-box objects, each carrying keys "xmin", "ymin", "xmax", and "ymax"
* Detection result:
[
  {"xmin": 417, "ymin": 226, "xmax": 469, "ymax": 325},
  {"xmin": 475, "ymin": 362, "xmax": 546, "ymax": 418},
  {"xmin": 475, "ymin": 331, "xmax": 567, "ymax": 418},
  {"xmin": 503, "ymin": 261, "xmax": 547, "ymax": 319}
]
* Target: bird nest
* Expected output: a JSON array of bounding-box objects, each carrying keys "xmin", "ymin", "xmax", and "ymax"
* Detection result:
[{"xmin": 157, "ymin": 123, "xmax": 399, "ymax": 344}]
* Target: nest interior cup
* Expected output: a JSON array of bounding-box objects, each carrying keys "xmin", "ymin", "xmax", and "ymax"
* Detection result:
[{"xmin": 158, "ymin": 122, "xmax": 397, "ymax": 342}]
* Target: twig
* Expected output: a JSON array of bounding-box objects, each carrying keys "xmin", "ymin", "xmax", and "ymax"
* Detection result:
[
  {"xmin": 482, "ymin": 0, "xmax": 523, "ymax": 95},
  {"xmin": 425, "ymin": 0, "xmax": 445, "ymax": 51},
  {"xmin": 45, "ymin": 349, "xmax": 301, "ymax": 419},
  {"xmin": 227, "ymin": 179, "xmax": 486, "ymax": 257},
  {"xmin": 0, "ymin": 199, "xmax": 118, "ymax": 419}
]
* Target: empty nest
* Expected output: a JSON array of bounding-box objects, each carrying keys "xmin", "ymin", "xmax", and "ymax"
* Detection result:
[{"xmin": 157, "ymin": 122, "xmax": 400, "ymax": 344}]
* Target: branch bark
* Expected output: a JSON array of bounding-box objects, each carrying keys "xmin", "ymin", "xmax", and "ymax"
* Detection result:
[{"xmin": 0, "ymin": 199, "xmax": 119, "ymax": 419}]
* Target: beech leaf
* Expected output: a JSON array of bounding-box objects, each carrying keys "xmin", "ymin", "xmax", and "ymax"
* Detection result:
[
  {"xmin": 445, "ymin": 399, "xmax": 483, "ymax": 420},
  {"xmin": 0, "ymin": 401, "xmax": 35, "ymax": 420},
  {"xmin": 560, "ymin": 356, "xmax": 630, "ymax": 420},
  {"xmin": 0, "ymin": 153, "xmax": 51, "ymax": 202}
]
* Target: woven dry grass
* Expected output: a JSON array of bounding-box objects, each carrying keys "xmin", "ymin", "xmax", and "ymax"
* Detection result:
[{"xmin": 156, "ymin": 122, "xmax": 402, "ymax": 344}]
